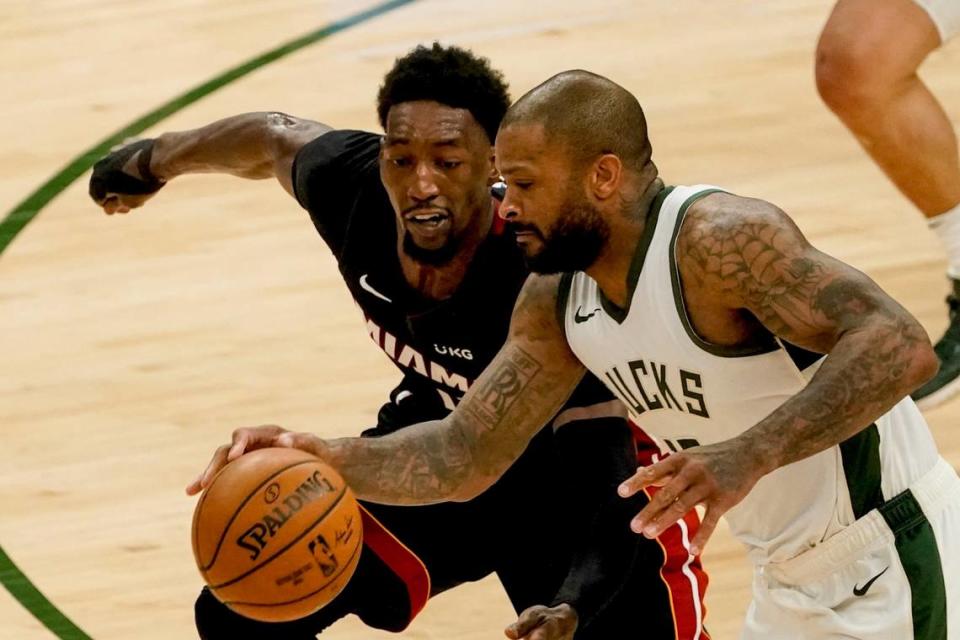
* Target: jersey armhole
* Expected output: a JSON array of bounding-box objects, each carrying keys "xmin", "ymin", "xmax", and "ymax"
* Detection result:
[
  {"xmin": 289, "ymin": 129, "xmax": 353, "ymax": 211},
  {"xmin": 669, "ymin": 189, "xmax": 781, "ymax": 358},
  {"xmin": 556, "ymin": 272, "xmax": 574, "ymax": 338},
  {"xmin": 289, "ymin": 133, "xmax": 326, "ymax": 210}
]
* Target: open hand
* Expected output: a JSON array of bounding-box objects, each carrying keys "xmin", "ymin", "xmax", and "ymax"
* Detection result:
[
  {"xmin": 185, "ymin": 424, "xmax": 328, "ymax": 495},
  {"xmin": 505, "ymin": 604, "xmax": 577, "ymax": 640},
  {"xmin": 617, "ymin": 439, "xmax": 766, "ymax": 555}
]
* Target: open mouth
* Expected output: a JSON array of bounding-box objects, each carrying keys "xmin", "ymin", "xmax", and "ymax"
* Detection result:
[
  {"xmin": 408, "ymin": 212, "xmax": 449, "ymax": 227},
  {"xmin": 405, "ymin": 208, "xmax": 451, "ymax": 230}
]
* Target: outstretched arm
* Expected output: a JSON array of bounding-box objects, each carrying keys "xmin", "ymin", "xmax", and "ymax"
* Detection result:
[
  {"xmin": 187, "ymin": 273, "xmax": 587, "ymax": 504},
  {"xmin": 89, "ymin": 112, "xmax": 331, "ymax": 212},
  {"xmin": 621, "ymin": 192, "xmax": 937, "ymax": 552}
]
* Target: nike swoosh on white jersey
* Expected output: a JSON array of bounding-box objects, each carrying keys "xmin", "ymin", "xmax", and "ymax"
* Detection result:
[{"xmin": 359, "ymin": 274, "xmax": 393, "ymax": 303}]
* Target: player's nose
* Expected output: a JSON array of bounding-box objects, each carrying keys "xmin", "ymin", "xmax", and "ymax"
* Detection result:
[
  {"xmin": 498, "ymin": 188, "xmax": 521, "ymax": 221},
  {"xmin": 408, "ymin": 162, "xmax": 440, "ymax": 200}
]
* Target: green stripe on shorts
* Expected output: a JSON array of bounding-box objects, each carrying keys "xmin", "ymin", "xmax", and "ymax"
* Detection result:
[
  {"xmin": 839, "ymin": 423, "xmax": 883, "ymax": 519},
  {"xmin": 880, "ymin": 489, "xmax": 948, "ymax": 640}
]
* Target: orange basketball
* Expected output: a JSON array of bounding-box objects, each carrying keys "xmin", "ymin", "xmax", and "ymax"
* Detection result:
[{"xmin": 191, "ymin": 447, "xmax": 363, "ymax": 622}]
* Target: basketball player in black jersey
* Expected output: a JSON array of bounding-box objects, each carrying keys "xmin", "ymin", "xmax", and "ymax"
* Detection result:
[{"xmin": 90, "ymin": 45, "xmax": 708, "ymax": 639}]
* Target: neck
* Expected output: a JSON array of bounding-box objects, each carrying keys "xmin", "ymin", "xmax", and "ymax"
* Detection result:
[
  {"xmin": 585, "ymin": 177, "xmax": 663, "ymax": 309},
  {"xmin": 398, "ymin": 202, "xmax": 494, "ymax": 301}
]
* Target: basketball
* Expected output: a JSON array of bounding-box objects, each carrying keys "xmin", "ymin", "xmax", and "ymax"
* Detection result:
[{"xmin": 191, "ymin": 447, "xmax": 363, "ymax": 622}]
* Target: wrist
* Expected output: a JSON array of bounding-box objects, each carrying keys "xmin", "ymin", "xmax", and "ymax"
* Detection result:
[
  {"xmin": 149, "ymin": 134, "xmax": 176, "ymax": 182},
  {"xmin": 319, "ymin": 437, "xmax": 358, "ymax": 470},
  {"xmin": 549, "ymin": 602, "xmax": 578, "ymax": 622},
  {"xmin": 736, "ymin": 429, "xmax": 780, "ymax": 478}
]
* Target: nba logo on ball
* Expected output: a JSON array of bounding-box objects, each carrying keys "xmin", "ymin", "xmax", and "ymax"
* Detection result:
[
  {"xmin": 308, "ymin": 534, "xmax": 339, "ymax": 576},
  {"xmin": 191, "ymin": 448, "xmax": 363, "ymax": 622}
]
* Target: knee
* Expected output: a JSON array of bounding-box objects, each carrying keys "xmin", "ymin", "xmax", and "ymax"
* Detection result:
[{"xmin": 815, "ymin": 34, "xmax": 893, "ymax": 118}]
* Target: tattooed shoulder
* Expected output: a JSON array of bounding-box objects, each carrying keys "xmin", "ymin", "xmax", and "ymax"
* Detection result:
[
  {"xmin": 677, "ymin": 193, "xmax": 810, "ymax": 294},
  {"xmin": 675, "ymin": 192, "xmax": 929, "ymax": 352}
]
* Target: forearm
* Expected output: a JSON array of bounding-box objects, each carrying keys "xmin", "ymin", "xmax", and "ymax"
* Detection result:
[
  {"xmin": 320, "ymin": 417, "xmax": 494, "ymax": 505},
  {"xmin": 743, "ymin": 323, "xmax": 936, "ymax": 474},
  {"xmin": 150, "ymin": 112, "xmax": 322, "ymax": 181},
  {"xmin": 318, "ymin": 278, "xmax": 584, "ymax": 506}
]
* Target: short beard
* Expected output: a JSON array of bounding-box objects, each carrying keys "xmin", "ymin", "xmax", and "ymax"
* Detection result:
[
  {"xmin": 522, "ymin": 195, "xmax": 610, "ymax": 274},
  {"xmin": 402, "ymin": 231, "xmax": 461, "ymax": 266}
]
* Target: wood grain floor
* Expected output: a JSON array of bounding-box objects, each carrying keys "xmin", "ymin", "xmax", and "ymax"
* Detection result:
[{"xmin": 2, "ymin": 1, "xmax": 958, "ymax": 638}]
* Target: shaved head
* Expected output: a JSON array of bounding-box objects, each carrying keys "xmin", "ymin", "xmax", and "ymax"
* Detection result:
[
  {"xmin": 500, "ymin": 70, "xmax": 653, "ymax": 172},
  {"xmin": 495, "ymin": 71, "xmax": 663, "ymax": 275}
]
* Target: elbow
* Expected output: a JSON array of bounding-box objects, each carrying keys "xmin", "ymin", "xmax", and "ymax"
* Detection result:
[
  {"xmin": 448, "ymin": 475, "xmax": 495, "ymax": 503},
  {"xmin": 877, "ymin": 314, "xmax": 938, "ymax": 394},
  {"xmin": 909, "ymin": 340, "xmax": 939, "ymax": 391}
]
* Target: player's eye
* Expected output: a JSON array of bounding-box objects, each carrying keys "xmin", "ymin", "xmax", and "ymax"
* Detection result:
[
  {"xmin": 437, "ymin": 159, "xmax": 462, "ymax": 170},
  {"xmin": 389, "ymin": 157, "xmax": 412, "ymax": 168}
]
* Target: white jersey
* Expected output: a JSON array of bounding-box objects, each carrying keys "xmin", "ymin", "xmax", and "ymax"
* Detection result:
[{"xmin": 560, "ymin": 184, "xmax": 940, "ymax": 565}]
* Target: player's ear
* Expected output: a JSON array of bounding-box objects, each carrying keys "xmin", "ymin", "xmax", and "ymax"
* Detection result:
[
  {"xmin": 487, "ymin": 149, "xmax": 499, "ymax": 186},
  {"xmin": 591, "ymin": 154, "xmax": 623, "ymax": 200}
]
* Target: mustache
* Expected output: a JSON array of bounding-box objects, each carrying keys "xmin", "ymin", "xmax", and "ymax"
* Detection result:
[{"xmin": 506, "ymin": 221, "xmax": 544, "ymax": 238}]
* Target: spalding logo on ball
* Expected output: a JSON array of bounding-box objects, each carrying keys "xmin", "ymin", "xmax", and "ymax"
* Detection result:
[{"xmin": 191, "ymin": 447, "xmax": 363, "ymax": 622}]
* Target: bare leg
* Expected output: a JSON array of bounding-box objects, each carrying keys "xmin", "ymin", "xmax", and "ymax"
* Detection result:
[
  {"xmin": 816, "ymin": 0, "xmax": 960, "ymax": 217},
  {"xmin": 817, "ymin": 0, "xmax": 960, "ymax": 408}
]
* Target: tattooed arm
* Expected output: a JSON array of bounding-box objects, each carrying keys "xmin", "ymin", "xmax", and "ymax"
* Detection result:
[
  {"xmin": 321, "ymin": 273, "xmax": 585, "ymax": 504},
  {"xmin": 620, "ymin": 192, "xmax": 937, "ymax": 552},
  {"xmin": 187, "ymin": 273, "xmax": 586, "ymax": 504}
]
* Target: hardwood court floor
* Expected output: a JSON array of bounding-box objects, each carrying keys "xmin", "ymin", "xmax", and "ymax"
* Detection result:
[{"xmin": 2, "ymin": 1, "xmax": 959, "ymax": 638}]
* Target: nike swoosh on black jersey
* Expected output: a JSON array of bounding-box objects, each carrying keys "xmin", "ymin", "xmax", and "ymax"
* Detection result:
[
  {"xmin": 574, "ymin": 306, "xmax": 601, "ymax": 323},
  {"xmin": 853, "ymin": 566, "xmax": 888, "ymax": 596},
  {"xmin": 359, "ymin": 274, "xmax": 392, "ymax": 303}
]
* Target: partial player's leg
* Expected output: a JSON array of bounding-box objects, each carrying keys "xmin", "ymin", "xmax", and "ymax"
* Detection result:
[
  {"xmin": 816, "ymin": 0, "xmax": 957, "ymax": 215},
  {"xmin": 816, "ymin": 0, "xmax": 960, "ymax": 407}
]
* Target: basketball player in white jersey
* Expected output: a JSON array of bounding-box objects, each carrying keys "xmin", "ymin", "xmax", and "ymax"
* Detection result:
[{"xmin": 194, "ymin": 71, "xmax": 960, "ymax": 639}]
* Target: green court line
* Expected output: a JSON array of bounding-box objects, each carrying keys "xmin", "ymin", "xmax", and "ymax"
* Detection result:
[
  {"xmin": 0, "ymin": 1, "xmax": 415, "ymax": 638},
  {"xmin": 0, "ymin": 0, "xmax": 415, "ymax": 258},
  {"xmin": 0, "ymin": 546, "xmax": 90, "ymax": 640}
]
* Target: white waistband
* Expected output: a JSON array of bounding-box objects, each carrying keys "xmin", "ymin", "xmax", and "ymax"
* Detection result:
[{"xmin": 764, "ymin": 457, "xmax": 959, "ymax": 586}]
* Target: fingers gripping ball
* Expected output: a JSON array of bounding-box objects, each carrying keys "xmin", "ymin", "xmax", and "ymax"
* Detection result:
[
  {"xmin": 88, "ymin": 139, "xmax": 166, "ymax": 203},
  {"xmin": 191, "ymin": 448, "xmax": 363, "ymax": 622}
]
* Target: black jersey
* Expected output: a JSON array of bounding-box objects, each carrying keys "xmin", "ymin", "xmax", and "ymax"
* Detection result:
[{"xmin": 292, "ymin": 129, "xmax": 527, "ymax": 410}]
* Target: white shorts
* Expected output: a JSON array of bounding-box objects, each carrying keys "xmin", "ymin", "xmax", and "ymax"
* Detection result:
[
  {"xmin": 742, "ymin": 457, "xmax": 960, "ymax": 639},
  {"xmin": 914, "ymin": 0, "xmax": 960, "ymax": 43}
]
